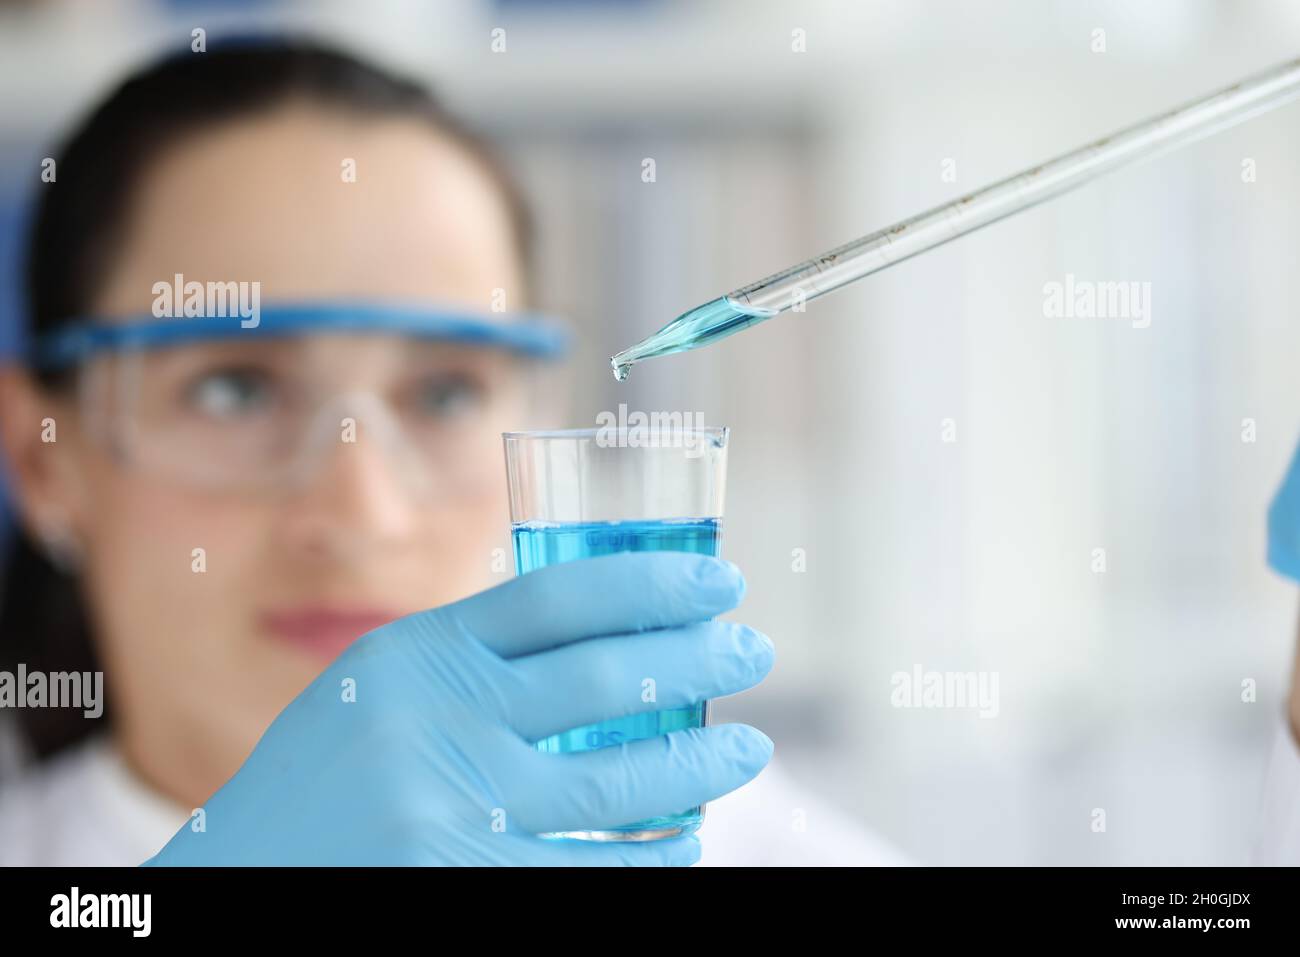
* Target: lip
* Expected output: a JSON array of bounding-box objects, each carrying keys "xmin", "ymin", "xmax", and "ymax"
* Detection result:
[{"xmin": 260, "ymin": 606, "xmax": 401, "ymax": 661}]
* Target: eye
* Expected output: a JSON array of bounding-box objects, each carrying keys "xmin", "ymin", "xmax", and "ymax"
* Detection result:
[
  {"xmin": 410, "ymin": 372, "xmax": 487, "ymax": 420},
  {"xmin": 182, "ymin": 367, "xmax": 275, "ymax": 419}
]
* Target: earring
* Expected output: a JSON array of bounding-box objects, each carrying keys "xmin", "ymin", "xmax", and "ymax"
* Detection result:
[{"xmin": 38, "ymin": 516, "xmax": 85, "ymax": 574}]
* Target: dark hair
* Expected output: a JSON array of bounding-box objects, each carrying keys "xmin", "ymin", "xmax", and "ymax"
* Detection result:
[{"xmin": 0, "ymin": 37, "xmax": 535, "ymax": 760}]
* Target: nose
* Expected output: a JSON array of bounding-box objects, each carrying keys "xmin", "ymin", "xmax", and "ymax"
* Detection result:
[{"xmin": 279, "ymin": 412, "xmax": 421, "ymax": 560}]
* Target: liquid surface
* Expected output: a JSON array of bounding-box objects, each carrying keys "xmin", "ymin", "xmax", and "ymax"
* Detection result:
[{"xmin": 512, "ymin": 518, "xmax": 722, "ymax": 838}]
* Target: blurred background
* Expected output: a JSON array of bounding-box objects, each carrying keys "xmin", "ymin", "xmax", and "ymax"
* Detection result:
[{"xmin": 3, "ymin": 0, "xmax": 1300, "ymax": 865}]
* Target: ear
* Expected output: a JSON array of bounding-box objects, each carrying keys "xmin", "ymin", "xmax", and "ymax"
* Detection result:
[{"xmin": 0, "ymin": 365, "xmax": 86, "ymax": 545}]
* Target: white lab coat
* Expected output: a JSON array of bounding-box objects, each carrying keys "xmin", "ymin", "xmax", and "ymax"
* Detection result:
[
  {"xmin": 0, "ymin": 718, "xmax": 1297, "ymax": 866},
  {"xmin": 0, "ymin": 721, "xmax": 905, "ymax": 866}
]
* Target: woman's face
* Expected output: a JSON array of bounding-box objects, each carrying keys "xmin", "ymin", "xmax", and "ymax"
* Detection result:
[{"xmin": 12, "ymin": 103, "xmax": 539, "ymax": 798}]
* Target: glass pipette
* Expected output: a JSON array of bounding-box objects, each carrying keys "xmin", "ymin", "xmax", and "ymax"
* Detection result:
[{"xmin": 610, "ymin": 56, "xmax": 1300, "ymax": 381}]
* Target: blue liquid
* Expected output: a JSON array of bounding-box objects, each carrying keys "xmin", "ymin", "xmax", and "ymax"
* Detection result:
[
  {"xmin": 610, "ymin": 296, "xmax": 774, "ymax": 380},
  {"xmin": 512, "ymin": 518, "xmax": 722, "ymax": 839}
]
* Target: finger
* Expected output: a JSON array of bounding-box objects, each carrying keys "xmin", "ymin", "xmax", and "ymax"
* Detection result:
[
  {"xmin": 436, "ymin": 551, "xmax": 746, "ymax": 658},
  {"xmin": 544, "ymin": 834, "xmax": 702, "ymax": 867},
  {"xmin": 521, "ymin": 724, "xmax": 773, "ymax": 835},
  {"xmin": 505, "ymin": 621, "xmax": 774, "ymax": 741}
]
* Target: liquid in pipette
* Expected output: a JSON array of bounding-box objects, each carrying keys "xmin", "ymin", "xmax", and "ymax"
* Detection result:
[{"xmin": 610, "ymin": 296, "xmax": 775, "ymax": 381}]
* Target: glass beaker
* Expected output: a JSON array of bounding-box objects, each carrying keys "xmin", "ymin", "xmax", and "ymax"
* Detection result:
[{"xmin": 503, "ymin": 424, "xmax": 729, "ymax": 841}]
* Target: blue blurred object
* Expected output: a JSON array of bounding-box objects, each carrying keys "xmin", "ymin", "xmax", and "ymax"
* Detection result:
[
  {"xmin": 1268, "ymin": 435, "xmax": 1300, "ymax": 582},
  {"xmin": 0, "ymin": 187, "xmax": 27, "ymax": 363},
  {"xmin": 0, "ymin": 178, "xmax": 31, "ymax": 531}
]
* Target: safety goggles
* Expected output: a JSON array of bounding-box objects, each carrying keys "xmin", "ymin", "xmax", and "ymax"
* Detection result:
[{"xmin": 29, "ymin": 302, "xmax": 571, "ymax": 498}]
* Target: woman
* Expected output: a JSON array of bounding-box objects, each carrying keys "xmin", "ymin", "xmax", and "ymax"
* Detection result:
[{"xmin": 0, "ymin": 40, "xmax": 896, "ymax": 866}]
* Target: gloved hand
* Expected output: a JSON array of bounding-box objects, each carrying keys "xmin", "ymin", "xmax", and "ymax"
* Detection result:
[{"xmin": 143, "ymin": 551, "xmax": 774, "ymax": 865}]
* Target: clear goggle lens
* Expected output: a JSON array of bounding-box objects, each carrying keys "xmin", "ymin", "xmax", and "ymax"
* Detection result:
[{"xmin": 77, "ymin": 334, "xmax": 535, "ymax": 497}]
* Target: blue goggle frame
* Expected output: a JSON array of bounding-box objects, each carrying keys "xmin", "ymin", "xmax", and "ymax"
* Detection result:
[{"xmin": 28, "ymin": 301, "xmax": 572, "ymax": 370}]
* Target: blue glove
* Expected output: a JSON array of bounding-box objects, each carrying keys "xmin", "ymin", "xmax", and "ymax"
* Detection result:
[
  {"xmin": 143, "ymin": 551, "xmax": 774, "ymax": 865},
  {"xmin": 1269, "ymin": 437, "xmax": 1300, "ymax": 582}
]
